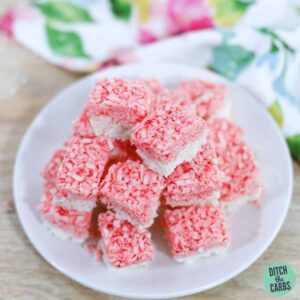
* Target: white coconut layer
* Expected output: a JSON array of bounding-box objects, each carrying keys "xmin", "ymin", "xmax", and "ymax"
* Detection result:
[
  {"xmin": 211, "ymin": 100, "xmax": 232, "ymax": 120},
  {"xmin": 174, "ymin": 245, "xmax": 228, "ymax": 263},
  {"xmin": 222, "ymin": 187, "xmax": 262, "ymax": 212},
  {"xmin": 112, "ymin": 202, "xmax": 159, "ymax": 230},
  {"xmin": 52, "ymin": 196, "xmax": 96, "ymax": 212},
  {"xmin": 42, "ymin": 220, "xmax": 86, "ymax": 243},
  {"xmin": 167, "ymin": 191, "xmax": 220, "ymax": 207},
  {"xmin": 90, "ymin": 115, "xmax": 132, "ymax": 141}
]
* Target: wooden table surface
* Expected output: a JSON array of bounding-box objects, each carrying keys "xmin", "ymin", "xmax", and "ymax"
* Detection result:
[{"xmin": 0, "ymin": 1, "xmax": 299, "ymax": 299}]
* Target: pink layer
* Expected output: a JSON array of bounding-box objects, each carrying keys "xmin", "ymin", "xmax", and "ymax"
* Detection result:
[
  {"xmin": 131, "ymin": 104, "xmax": 207, "ymax": 162},
  {"xmin": 100, "ymin": 160, "xmax": 165, "ymax": 228},
  {"xmin": 87, "ymin": 78, "xmax": 152, "ymax": 124},
  {"xmin": 164, "ymin": 140, "xmax": 220, "ymax": 206},
  {"xmin": 164, "ymin": 204, "xmax": 229, "ymax": 259},
  {"xmin": 98, "ymin": 211, "xmax": 154, "ymax": 268}
]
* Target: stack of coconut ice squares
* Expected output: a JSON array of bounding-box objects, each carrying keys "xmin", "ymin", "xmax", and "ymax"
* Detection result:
[{"xmin": 39, "ymin": 77, "xmax": 262, "ymax": 268}]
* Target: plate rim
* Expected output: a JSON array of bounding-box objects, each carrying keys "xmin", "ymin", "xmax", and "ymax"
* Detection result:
[{"xmin": 13, "ymin": 62, "xmax": 294, "ymax": 299}]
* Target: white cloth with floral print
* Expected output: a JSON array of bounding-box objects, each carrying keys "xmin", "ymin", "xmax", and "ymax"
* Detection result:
[{"xmin": 0, "ymin": 0, "xmax": 300, "ymax": 159}]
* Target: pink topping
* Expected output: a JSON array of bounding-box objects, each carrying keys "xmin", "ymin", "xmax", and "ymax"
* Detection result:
[
  {"xmin": 98, "ymin": 211, "xmax": 154, "ymax": 268},
  {"xmin": 57, "ymin": 137, "xmax": 110, "ymax": 200},
  {"xmin": 100, "ymin": 160, "xmax": 166, "ymax": 227},
  {"xmin": 153, "ymin": 89, "xmax": 193, "ymax": 112},
  {"xmin": 40, "ymin": 185, "xmax": 93, "ymax": 241},
  {"xmin": 42, "ymin": 148, "xmax": 66, "ymax": 182},
  {"xmin": 143, "ymin": 79, "xmax": 165, "ymax": 95},
  {"xmin": 42, "ymin": 137, "xmax": 78, "ymax": 182},
  {"xmin": 72, "ymin": 108, "xmax": 96, "ymax": 138},
  {"xmin": 131, "ymin": 105, "xmax": 207, "ymax": 162},
  {"xmin": 209, "ymin": 119, "xmax": 261, "ymax": 202},
  {"xmin": 164, "ymin": 140, "xmax": 220, "ymax": 206},
  {"xmin": 87, "ymin": 78, "xmax": 152, "ymax": 124},
  {"xmin": 179, "ymin": 80, "xmax": 227, "ymax": 119},
  {"xmin": 164, "ymin": 204, "xmax": 229, "ymax": 259}
]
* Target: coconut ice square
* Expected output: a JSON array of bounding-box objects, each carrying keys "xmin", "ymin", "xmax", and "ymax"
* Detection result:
[
  {"xmin": 87, "ymin": 78, "xmax": 152, "ymax": 140},
  {"xmin": 100, "ymin": 160, "xmax": 166, "ymax": 228},
  {"xmin": 56, "ymin": 136, "xmax": 110, "ymax": 200},
  {"xmin": 163, "ymin": 204, "xmax": 229, "ymax": 262},
  {"xmin": 164, "ymin": 140, "xmax": 220, "ymax": 207},
  {"xmin": 131, "ymin": 105, "xmax": 208, "ymax": 176},
  {"xmin": 98, "ymin": 211, "xmax": 154, "ymax": 268}
]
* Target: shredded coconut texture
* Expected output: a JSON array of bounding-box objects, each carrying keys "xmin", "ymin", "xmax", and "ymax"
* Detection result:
[
  {"xmin": 98, "ymin": 211, "xmax": 154, "ymax": 268},
  {"xmin": 179, "ymin": 80, "xmax": 227, "ymax": 119},
  {"xmin": 153, "ymin": 89, "xmax": 194, "ymax": 113},
  {"xmin": 164, "ymin": 204, "xmax": 229, "ymax": 259},
  {"xmin": 42, "ymin": 136, "xmax": 77, "ymax": 182},
  {"xmin": 87, "ymin": 78, "xmax": 152, "ymax": 124},
  {"xmin": 42, "ymin": 148, "xmax": 66, "ymax": 182},
  {"xmin": 40, "ymin": 184, "xmax": 93, "ymax": 241},
  {"xmin": 72, "ymin": 107, "xmax": 96, "ymax": 138},
  {"xmin": 144, "ymin": 79, "xmax": 165, "ymax": 95},
  {"xmin": 131, "ymin": 105, "xmax": 207, "ymax": 162},
  {"xmin": 209, "ymin": 118, "xmax": 262, "ymax": 202},
  {"xmin": 73, "ymin": 112, "xmax": 137, "ymax": 161},
  {"xmin": 100, "ymin": 160, "xmax": 166, "ymax": 228},
  {"xmin": 164, "ymin": 140, "xmax": 220, "ymax": 206},
  {"xmin": 57, "ymin": 137, "xmax": 110, "ymax": 200}
]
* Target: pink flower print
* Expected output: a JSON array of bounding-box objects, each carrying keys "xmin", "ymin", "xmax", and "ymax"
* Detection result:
[
  {"xmin": 0, "ymin": 4, "xmax": 40, "ymax": 38},
  {"xmin": 0, "ymin": 10, "xmax": 15, "ymax": 38},
  {"xmin": 167, "ymin": 0, "xmax": 214, "ymax": 35},
  {"xmin": 138, "ymin": 29, "xmax": 159, "ymax": 44}
]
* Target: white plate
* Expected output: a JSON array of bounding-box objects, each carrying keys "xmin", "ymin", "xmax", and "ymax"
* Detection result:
[{"xmin": 13, "ymin": 63, "xmax": 293, "ymax": 299}]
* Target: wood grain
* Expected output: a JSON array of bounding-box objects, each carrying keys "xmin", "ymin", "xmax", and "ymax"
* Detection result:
[{"xmin": 0, "ymin": 1, "xmax": 299, "ymax": 299}]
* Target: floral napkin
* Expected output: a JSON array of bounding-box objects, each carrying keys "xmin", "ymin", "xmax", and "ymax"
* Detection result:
[{"xmin": 1, "ymin": 0, "xmax": 300, "ymax": 161}]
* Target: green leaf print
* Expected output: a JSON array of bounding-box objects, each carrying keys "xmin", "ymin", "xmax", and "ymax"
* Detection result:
[
  {"xmin": 110, "ymin": 0, "xmax": 132, "ymax": 21},
  {"xmin": 258, "ymin": 28, "xmax": 295, "ymax": 54},
  {"xmin": 46, "ymin": 26, "xmax": 89, "ymax": 58},
  {"xmin": 268, "ymin": 100, "xmax": 284, "ymax": 128},
  {"xmin": 286, "ymin": 134, "xmax": 300, "ymax": 161},
  {"xmin": 211, "ymin": 44, "xmax": 255, "ymax": 80},
  {"xmin": 209, "ymin": 0, "xmax": 254, "ymax": 26},
  {"xmin": 35, "ymin": 1, "xmax": 94, "ymax": 24}
]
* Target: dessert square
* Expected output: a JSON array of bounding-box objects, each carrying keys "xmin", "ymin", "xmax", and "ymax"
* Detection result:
[
  {"xmin": 164, "ymin": 140, "xmax": 220, "ymax": 207},
  {"xmin": 179, "ymin": 80, "xmax": 230, "ymax": 120},
  {"xmin": 40, "ymin": 183, "xmax": 94, "ymax": 242},
  {"xmin": 100, "ymin": 160, "xmax": 166, "ymax": 228},
  {"xmin": 57, "ymin": 136, "xmax": 110, "ymax": 200},
  {"xmin": 209, "ymin": 118, "xmax": 262, "ymax": 206},
  {"xmin": 164, "ymin": 204, "xmax": 229, "ymax": 262},
  {"xmin": 87, "ymin": 78, "xmax": 152, "ymax": 140},
  {"xmin": 131, "ymin": 105, "xmax": 208, "ymax": 176},
  {"xmin": 98, "ymin": 211, "xmax": 154, "ymax": 268}
]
